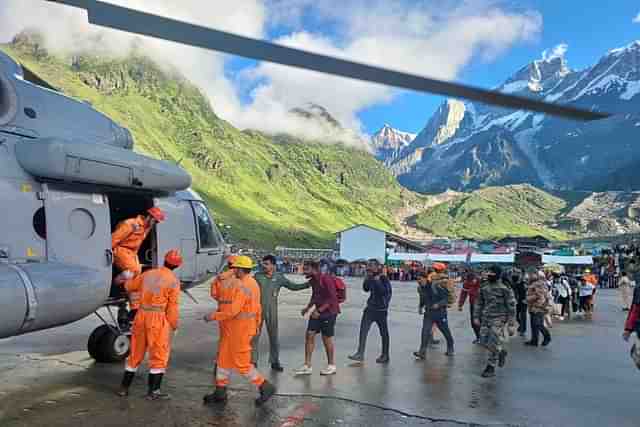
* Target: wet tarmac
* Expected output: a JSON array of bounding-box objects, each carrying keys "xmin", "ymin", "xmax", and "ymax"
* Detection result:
[{"xmin": 0, "ymin": 277, "xmax": 636, "ymax": 427}]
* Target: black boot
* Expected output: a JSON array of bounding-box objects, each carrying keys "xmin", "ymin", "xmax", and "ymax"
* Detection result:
[
  {"xmin": 413, "ymin": 351, "xmax": 425, "ymax": 360},
  {"xmin": 255, "ymin": 380, "xmax": 276, "ymax": 406},
  {"xmin": 204, "ymin": 387, "xmax": 228, "ymax": 404},
  {"xmin": 481, "ymin": 365, "xmax": 496, "ymax": 378},
  {"xmin": 146, "ymin": 374, "xmax": 170, "ymax": 400},
  {"xmin": 498, "ymin": 350, "xmax": 508, "ymax": 367},
  {"xmin": 271, "ymin": 363, "xmax": 284, "ymax": 372},
  {"xmin": 524, "ymin": 340, "xmax": 538, "ymax": 347},
  {"xmin": 541, "ymin": 336, "xmax": 552, "ymax": 347},
  {"xmin": 117, "ymin": 371, "xmax": 135, "ymax": 396}
]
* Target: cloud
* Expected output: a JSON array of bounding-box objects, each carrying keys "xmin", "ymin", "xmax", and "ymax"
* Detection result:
[
  {"xmin": 542, "ymin": 43, "xmax": 568, "ymax": 61},
  {"xmin": 0, "ymin": 0, "xmax": 266, "ymax": 129},
  {"xmin": 0, "ymin": 0, "xmax": 542, "ymax": 147},
  {"xmin": 239, "ymin": 1, "xmax": 542, "ymax": 140},
  {"xmin": 634, "ymin": 12, "xmax": 640, "ymax": 23}
]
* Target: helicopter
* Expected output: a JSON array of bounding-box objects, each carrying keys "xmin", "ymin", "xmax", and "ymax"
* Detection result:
[
  {"xmin": 0, "ymin": 49, "xmax": 226, "ymax": 362},
  {"xmin": 0, "ymin": 0, "xmax": 618, "ymax": 364}
]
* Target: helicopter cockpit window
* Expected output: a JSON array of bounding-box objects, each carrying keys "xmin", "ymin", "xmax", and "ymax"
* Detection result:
[{"xmin": 191, "ymin": 201, "xmax": 220, "ymax": 251}]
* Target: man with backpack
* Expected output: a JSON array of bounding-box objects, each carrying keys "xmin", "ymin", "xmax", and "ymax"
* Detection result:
[
  {"xmin": 348, "ymin": 259, "xmax": 392, "ymax": 364},
  {"xmin": 294, "ymin": 260, "xmax": 341, "ymax": 376},
  {"xmin": 474, "ymin": 265, "xmax": 517, "ymax": 378},
  {"xmin": 414, "ymin": 262, "xmax": 455, "ymax": 360},
  {"xmin": 525, "ymin": 270, "xmax": 552, "ymax": 347}
]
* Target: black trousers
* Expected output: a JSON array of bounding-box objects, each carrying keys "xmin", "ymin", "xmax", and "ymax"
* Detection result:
[
  {"xmin": 530, "ymin": 312, "xmax": 551, "ymax": 344},
  {"xmin": 419, "ymin": 312, "xmax": 454, "ymax": 352},
  {"xmin": 355, "ymin": 308, "xmax": 390, "ymax": 356},
  {"xmin": 469, "ymin": 303, "xmax": 480, "ymax": 339},
  {"xmin": 516, "ymin": 303, "xmax": 527, "ymax": 333},
  {"xmin": 558, "ymin": 296, "xmax": 571, "ymax": 318}
]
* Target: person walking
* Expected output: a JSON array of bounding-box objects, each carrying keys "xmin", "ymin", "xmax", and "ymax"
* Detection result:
[
  {"xmin": 413, "ymin": 263, "xmax": 455, "ymax": 360},
  {"xmin": 294, "ymin": 260, "xmax": 340, "ymax": 376},
  {"xmin": 117, "ymin": 250, "xmax": 182, "ymax": 399},
  {"xmin": 349, "ymin": 259, "xmax": 392, "ymax": 364},
  {"xmin": 579, "ymin": 277, "xmax": 596, "ymax": 319},
  {"xmin": 473, "ymin": 265, "xmax": 517, "ymax": 378},
  {"xmin": 525, "ymin": 271, "xmax": 552, "ymax": 347},
  {"xmin": 623, "ymin": 281, "xmax": 640, "ymax": 369},
  {"xmin": 458, "ymin": 270, "xmax": 481, "ymax": 343},
  {"xmin": 252, "ymin": 254, "xmax": 310, "ymax": 371},
  {"xmin": 619, "ymin": 271, "xmax": 634, "ymax": 311},
  {"xmin": 554, "ymin": 274, "xmax": 572, "ymax": 320},
  {"xmin": 509, "ymin": 272, "xmax": 528, "ymax": 336},
  {"xmin": 203, "ymin": 256, "xmax": 276, "ymax": 406}
]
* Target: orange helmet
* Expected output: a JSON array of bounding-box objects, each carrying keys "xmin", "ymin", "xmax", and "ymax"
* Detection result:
[
  {"xmin": 147, "ymin": 207, "xmax": 166, "ymax": 222},
  {"xmin": 164, "ymin": 249, "xmax": 183, "ymax": 268},
  {"xmin": 432, "ymin": 262, "xmax": 447, "ymax": 272}
]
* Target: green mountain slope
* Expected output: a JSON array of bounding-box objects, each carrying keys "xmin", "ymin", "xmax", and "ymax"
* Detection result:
[
  {"xmin": 3, "ymin": 36, "xmax": 416, "ymax": 248},
  {"xmin": 414, "ymin": 184, "xmax": 569, "ymax": 240}
]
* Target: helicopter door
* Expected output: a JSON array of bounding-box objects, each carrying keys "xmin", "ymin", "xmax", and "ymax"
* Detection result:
[
  {"xmin": 190, "ymin": 201, "xmax": 224, "ymax": 279},
  {"xmin": 42, "ymin": 185, "xmax": 112, "ymax": 286}
]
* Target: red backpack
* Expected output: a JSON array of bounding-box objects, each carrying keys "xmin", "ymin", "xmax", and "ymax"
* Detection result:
[{"xmin": 334, "ymin": 276, "xmax": 347, "ymax": 304}]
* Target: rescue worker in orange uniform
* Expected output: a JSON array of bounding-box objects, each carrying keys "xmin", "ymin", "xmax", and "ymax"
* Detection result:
[
  {"xmin": 209, "ymin": 255, "xmax": 238, "ymax": 379},
  {"xmin": 210, "ymin": 255, "xmax": 238, "ymax": 301},
  {"xmin": 117, "ymin": 249, "xmax": 182, "ymax": 400},
  {"xmin": 112, "ymin": 207, "xmax": 166, "ymax": 314},
  {"xmin": 202, "ymin": 256, "xmax": 276, "ymax": 406}
]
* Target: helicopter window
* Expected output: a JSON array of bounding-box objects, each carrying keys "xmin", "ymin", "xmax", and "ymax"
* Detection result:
[
  {"xmin": 191, "ymin": 201, "xmax": 220, "ymax": 251},
  {"xmin": 33, "ymin": 207, "xmax": 46, "ymax": 239}
]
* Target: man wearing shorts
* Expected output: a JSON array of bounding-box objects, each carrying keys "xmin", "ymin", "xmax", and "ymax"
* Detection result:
[{"xmin": 294, "ymin": 260, "xmax": 340, "ymax": 376}]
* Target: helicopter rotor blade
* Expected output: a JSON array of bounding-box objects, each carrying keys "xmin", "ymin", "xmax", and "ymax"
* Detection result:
[{"xmin": 46, "ymin": 0, "xmax": 610, "ymax": 121}]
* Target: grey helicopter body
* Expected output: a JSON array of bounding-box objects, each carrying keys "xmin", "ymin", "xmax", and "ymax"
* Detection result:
[{"xmin": 0, "ymin": 49, "xmax": 225, "ymax": 361}]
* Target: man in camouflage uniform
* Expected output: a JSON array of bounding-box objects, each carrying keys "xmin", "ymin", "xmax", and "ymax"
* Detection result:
[{"xmin": 473, "ymin": 265, "xmax": 517, "ymax": 378}]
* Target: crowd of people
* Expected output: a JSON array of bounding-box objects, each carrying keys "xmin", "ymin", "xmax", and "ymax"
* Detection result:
[{"xmin": 108, "ymin": 210, "xmax": 640, "ymax": 405}]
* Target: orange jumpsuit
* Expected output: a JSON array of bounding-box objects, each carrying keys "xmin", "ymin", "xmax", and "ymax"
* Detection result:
[
  {"xmin": 208, "ymin": 274, "xmax": 264, "ymax": 388},
  {"xmin": 210, "ymin": 269, "xmax": 235, "ymax": 301},
  {"xmin": 112, "ymin": 215, "xmax": 152, "ymax": 309},
  {"xmin": 125, "ymin": 267, "xmax": 180, "ymax": 374}
]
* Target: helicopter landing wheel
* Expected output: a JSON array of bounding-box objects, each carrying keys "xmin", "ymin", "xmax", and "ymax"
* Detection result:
[{"xmin": 88, "ymin": 324, "xmax": 130, "ymax": 363}]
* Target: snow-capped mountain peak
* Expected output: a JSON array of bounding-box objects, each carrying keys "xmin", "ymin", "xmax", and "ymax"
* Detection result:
[
  {"xmin": 370, "ymin": 124, "xmax": 416, "ymax": 163},
  {"xmin": 388, "ymin": 40, "xmax": 640, "ymax": 193}
]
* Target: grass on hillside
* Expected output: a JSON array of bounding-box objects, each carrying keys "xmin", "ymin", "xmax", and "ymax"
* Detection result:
[
  {"xmin": 414, "ymin": 184, "xmax": 569, "ymax": 241},
  {"xmin": 3, "ymin": 40, "xmax": 414, "ymax": 249}
]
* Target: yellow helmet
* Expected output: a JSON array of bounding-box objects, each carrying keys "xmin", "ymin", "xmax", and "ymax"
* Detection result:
[{"xmin": 231, "ymin": 255, "xmax": 255, "ymax": 270}]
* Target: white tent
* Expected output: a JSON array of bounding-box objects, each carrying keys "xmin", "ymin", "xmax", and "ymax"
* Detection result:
[
  {"xmin": 542, "ymin": 255, "xmax": 593, "ymax": 265},
  {"xmin": 470, "ymin": 253, "xmax": 515, "ymax": 264},
  {"xmin": 387, "ymin": 252, "xmax": 428, "ymax": 262},
  {"xmin": 426, "ymin": 253, "xmax": 468, "ymax": 263}
]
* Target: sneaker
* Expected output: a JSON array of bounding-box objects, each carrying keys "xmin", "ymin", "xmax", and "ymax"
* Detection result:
[
  {"xmin": 320, "ymin": 365, "xmax": 337, "ymax": 376},
  {"xmin": 413, "ymin": 351, "xmax": 425, "ymax": 360},
  {"xmin": 498, "ymin": 350, "xmax": 508, "ymax": 367},
  {"xmin": 348, "ymin": 353, "xmax": 364, "ymax": 362},
  {"xmin": 445, "ymin": 349, "xmax": 455, "ymax": 356},
  {"xmin": 293, "ymin": 365, "xmax": 313, "ymax": 375},
  {"xmin": 472, "ymin": 339, "xmax": 480, "ymax": 344},
  {"xmin": 271, "ymin": 363, "xmax": 284, "ymax": 372},
  {"xmin": 375, "ymin": 355, "xmax": 390, "ymax": 364},
  {"xmin": 541, "ymin": 338, "xmax": 552, "ymax": 347}
]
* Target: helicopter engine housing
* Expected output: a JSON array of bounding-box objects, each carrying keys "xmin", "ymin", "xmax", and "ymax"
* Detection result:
[{"xmin": 0, "ymin": 262, "xmax": 107, "ymax": 339}]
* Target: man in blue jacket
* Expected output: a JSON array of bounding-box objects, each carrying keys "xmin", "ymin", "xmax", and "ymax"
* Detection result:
[{"xmin": 348, "ymin": 259, "xmax": 392, "ymax": 364}]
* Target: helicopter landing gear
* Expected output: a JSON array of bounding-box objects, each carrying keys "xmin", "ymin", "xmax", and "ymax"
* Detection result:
[{"xmin": 88, "ymin": 303, "xmax": 131, "ymax": 363}]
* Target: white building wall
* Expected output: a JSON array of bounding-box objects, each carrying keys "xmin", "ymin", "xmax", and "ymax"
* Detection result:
[{"xmin": 339, "ymin": 226, "xmax": 386, "ymax": 262}]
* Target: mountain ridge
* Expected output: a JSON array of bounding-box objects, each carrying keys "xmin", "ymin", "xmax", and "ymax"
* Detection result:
[{"xmin": 392, "ymin": 40, "xmax": 640, "ymax": 193}]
